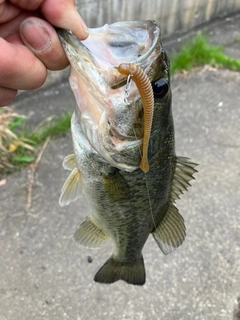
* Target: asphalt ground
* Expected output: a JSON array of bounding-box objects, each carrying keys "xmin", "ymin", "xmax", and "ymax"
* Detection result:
[{"xmin": 0, "ymin": 13, "xmax": 240, "ymax": 320}]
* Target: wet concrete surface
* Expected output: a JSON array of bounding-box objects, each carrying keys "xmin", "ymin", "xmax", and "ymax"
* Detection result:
[{"xmin": 0, "ymin": 13, "xmax": 240, "ymax": 320}]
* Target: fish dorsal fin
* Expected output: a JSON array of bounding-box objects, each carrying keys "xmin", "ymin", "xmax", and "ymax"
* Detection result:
[
  {"xmin": 62, "ymin": 154, "xmax": 76, "ymax": 170},
  {"xmin": 170, "ymin": 157, "xmax": 198, "ymax": 202},
  {"xmin": 152, "ymin": 203, "xmax": 186, "ymax": 255},
  {"xmin": 59, "ymin": 168, "xmax": 82, "ymax": 207},
  {"xmin": 74, "ymin": 217, "xmax": 109, "ymax": 248}
]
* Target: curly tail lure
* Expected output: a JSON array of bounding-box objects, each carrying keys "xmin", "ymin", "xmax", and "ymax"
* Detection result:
[{"xmin": 117, "ymin": 63, "xmax": 154, "ymax": 173}]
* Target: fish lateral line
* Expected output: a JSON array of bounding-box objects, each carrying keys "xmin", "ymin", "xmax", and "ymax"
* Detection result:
[{"xmin": 117, "ymin": 63, "xmax": 154, "ymax": 173}]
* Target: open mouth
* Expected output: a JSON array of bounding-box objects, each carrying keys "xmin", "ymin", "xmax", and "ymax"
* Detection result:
[
  {"xmin": 58, "ymin": 21, "xmax": 162, "ymax": 171},
  {"xmin": 58, "ymin": 21, "xmax": 161, "ymax": 87},
  {"xmin": 83, "ymin": 20, "xmax": 161, "ymax": 87}
]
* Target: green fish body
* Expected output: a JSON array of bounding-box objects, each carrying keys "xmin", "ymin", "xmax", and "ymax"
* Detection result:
[{"xmin": 58, "ymin": 21, "xmax": 197, "ymax": 285}]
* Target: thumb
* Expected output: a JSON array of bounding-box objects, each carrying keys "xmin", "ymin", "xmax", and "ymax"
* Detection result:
[
  {"xmin": 20, "ymin": 18, "xmax": 69, "ymax": 71},
  {"xmin": 40, "ymin": 0, "xmax": 88, "ymax": 41}
]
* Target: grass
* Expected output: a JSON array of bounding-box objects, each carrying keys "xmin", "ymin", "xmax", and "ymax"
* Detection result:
[
  {"xmin": 0, "ymin": 108, "xmax": 71, "ymax": 173},
  {"xmin": 170, "ymin": 32, "xmax": 240, "ymax": 74},
  {"xmin": 26, "ymin": 112, "xmax": 71, "ymax": 144}
]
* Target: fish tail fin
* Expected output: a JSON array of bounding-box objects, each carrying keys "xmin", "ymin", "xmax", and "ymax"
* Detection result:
[{"xmin": 94, "ymin": 255, "xmax": 145, "ymax": 286}]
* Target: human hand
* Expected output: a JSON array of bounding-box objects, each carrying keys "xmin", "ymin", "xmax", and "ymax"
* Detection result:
[{"xmin": 0, "ymin": 0, "xmax": 88, "ymax": 106}]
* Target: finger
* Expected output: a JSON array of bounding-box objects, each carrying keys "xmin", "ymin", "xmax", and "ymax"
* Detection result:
[
  {"xmin": 0, "ymin": 12, "xmax": 38, "ymax": 39},
  {"xmin": 40, "ymin": 0, "xmax": 88, "ymax": 40},
  {"xmin": 20, "ymin": 17, "xmax": 69, "ymax": 70},
  {"xmin": 0, "ymin": 2, "xmax": 21, "ymax": 24},
  {"xmin": 0, "ymin": 37, "xmax": 47, "ymax": 90},
  {"xmin": 9, "ymin": 0, "xmax": 88, "ymax": 40},
  {"xmin": 0, "ymin": 87, "xmax": 18, "ymax": 106},
  {"xmin": 8, "ymin": 0, "xmax": 41, "ymax": 11},
  {"xmin": 0, "ymin": 11, "xmax": 40, "ymax": 39}
]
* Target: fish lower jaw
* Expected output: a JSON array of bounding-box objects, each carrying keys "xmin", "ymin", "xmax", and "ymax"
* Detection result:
[
  {"xmin": 107, "ymin": 136, "xmax": 141, "ymax": 152},
  {"xmin": 100, "ymin": 150, "xmax": 139, "ymax": 172},
  {"xmin": 113, "ymin": 162, "xmax": 138, "ymax": 172},
  {"xmin": 100, "ymin": 139, "xmax": 142, "ymax": 171}
]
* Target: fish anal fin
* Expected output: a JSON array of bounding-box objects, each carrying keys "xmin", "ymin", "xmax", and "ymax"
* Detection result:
[
  {"xmin": 74, "ymin": 217, "xmax": 109, "ymax": 248},
  {"xmin": 94, "ymin": 255, "xmax": 145, "ymax": 285},
  {"xmin": 59, "ymin": 167, "xmax": 82, "ymax": 207},
  {"xmin": 62, "ymin": 154, "xmax": 76, "ymax": 170},
  {"xmin": 102, "ymin": 171, "xmax": 130, "ymax": 202},
  {"xmin": 152, "ymin": 204, "xmax": 186, "ymax": 255},
  {"xmin": 171, "ymin": 156, "xmax": 198, "ymax": 202}
]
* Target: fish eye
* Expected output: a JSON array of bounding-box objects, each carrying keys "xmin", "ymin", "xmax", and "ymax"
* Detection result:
[{"xmin": 152, "ymin": 78, "xmax": 169, "ymax": 98}]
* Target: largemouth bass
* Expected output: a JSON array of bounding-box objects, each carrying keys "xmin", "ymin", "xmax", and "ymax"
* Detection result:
[{"xmin": 57, "ymin": 21, "xmax": 197, "ymax": 285}]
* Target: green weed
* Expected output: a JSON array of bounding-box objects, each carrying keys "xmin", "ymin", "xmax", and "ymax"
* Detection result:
[
  {"xmin": 26, "ymin": 112, "xmax": 71, "ymax": 144},
  {"xmin": 170, "ymin": 32, "xmax": 240, "ymax": 74}
]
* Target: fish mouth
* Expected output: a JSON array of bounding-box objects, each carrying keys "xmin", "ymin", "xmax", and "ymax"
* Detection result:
[
  {"xmin": 84, "ymin": 20, "xmax": 161, "ymax": 87},
  {"xmin": 58, "ymin": 21, "xmax": 161, "ymax": 171}
]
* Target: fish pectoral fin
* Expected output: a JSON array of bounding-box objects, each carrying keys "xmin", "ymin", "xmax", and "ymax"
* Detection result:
[
  {"xmin": 62, "ymin": 154, "xmax": 76, "ymax": 171},
  {"xmin": 59, "ymin": 168, "xmax": 82, "ymax": 207},
  {"xmin": 171, "ymin": 156, "xmax": 198, "ymax": 202},
  {"xmin": 152, "ymin": 203, "xmax": 186, "ymax": 255},
  {"xmin": 102, "ymin": 171, "xmax": 130, "ymax": 202},
  {"xmin": 74, "ymin": 217, "xmax": 109, "ymax": 248},
  {"xmin": 94, "ymin": 255, "xmax": 145, "ymax": 285}
]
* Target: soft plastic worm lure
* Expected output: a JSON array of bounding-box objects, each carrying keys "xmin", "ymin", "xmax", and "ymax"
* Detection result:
[{"xmin": 117, "ymin": 63, "xmax": 154, "ymax": 173}]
